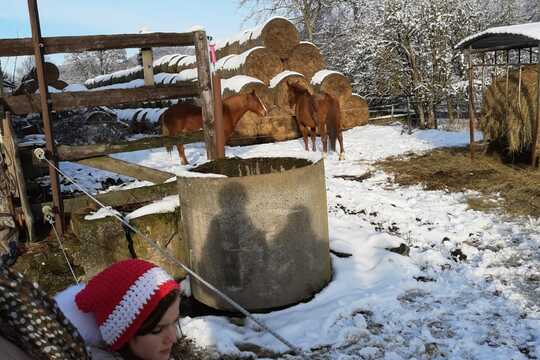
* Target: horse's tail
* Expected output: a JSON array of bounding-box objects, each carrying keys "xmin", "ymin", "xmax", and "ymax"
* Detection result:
[
  {"xmin": 160, "ymin": 111, "xmax": 174, "ymax": 154},
  {"xmin": 327, "ymin": 96, "xmax": 341, "ymax": 152}
]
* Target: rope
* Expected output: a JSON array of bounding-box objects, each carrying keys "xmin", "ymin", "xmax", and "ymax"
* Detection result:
[
  {"xmin": 33, "ymin": 148, "xmax": 307, "ymax": 358},
  {"xmin": 42, "ymin": 205, "xmax": 79, "ymax": 284}
]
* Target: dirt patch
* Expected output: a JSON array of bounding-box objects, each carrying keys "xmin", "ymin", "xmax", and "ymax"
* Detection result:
[{"xmin": 376, "ymin": 147, "xmax": 540, "ymax": 219}]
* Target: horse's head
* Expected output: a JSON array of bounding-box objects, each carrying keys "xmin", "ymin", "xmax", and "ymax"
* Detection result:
[
  {"xmin": 247, "ymin": 90, "xmax": 268, "ymax": 117},
  {"xmin": 286, "ymin": 81, "xmax": 307, "ymax": 109}
]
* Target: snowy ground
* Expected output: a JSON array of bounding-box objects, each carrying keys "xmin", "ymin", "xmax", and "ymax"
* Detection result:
[{"xmin": 60, "ymin": 124, "xmax": 539, "ymax": 359}]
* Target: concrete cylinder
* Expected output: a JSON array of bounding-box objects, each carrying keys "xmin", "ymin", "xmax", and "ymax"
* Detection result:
[{"xmin": 177, "ymin": 157, "xmax": 331, "ymax": 311}]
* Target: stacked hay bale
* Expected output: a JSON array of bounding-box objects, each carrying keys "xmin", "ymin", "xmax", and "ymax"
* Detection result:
[
  {"xmin": 480, "ymin": 65, "xmax": 538, "ymax": 156},
  {"xmin": 84, "ymin": 17, "xmax": 368, "ymax": 141}
]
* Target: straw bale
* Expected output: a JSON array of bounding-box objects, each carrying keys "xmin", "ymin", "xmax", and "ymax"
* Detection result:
[
  {"xmin": 50, "ymin": 80, "xmax": 68, "ymax": 91},
  {"xmin": 215, "ymin": 47, "xmax": 283, "ymax": 85},
  {"xmin": 342, "ymin": 94, "xmax": 369, "ymax": 129},
  {"xmin": 257, "ymin": 108, "xmax": 298, "ymax": 141},
  {"xmin": 286, "ymin": 42, "xmax": 325, "ymax": 80},
  {"xmin": 216, "ymin": 17, "xmax": 300, "ymax": 60},
  {"xmin": 175, "ymin": 55, "xmax": 197, "ymax": 73},
  {"xmin": 311, "ymin": 70, "xmax": 352, "ymax": 106},
  {"xmin": 166, "ymin": 54, "xmax": 185, "ymax": 73},
  {"xmin": 480, "ymin": 65, "xmax": 538, "ymax": 154},
  {"xmin": 269, "ymin": 71, "xmax": 311, "ymax": 111},
  {"xmin": 221, "ymin": 77, "xmax": 271, "ymax": 138}
]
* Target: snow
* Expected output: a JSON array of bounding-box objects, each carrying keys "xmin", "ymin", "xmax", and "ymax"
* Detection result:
[
  {"xmin": 456, "ymin": 21, "xmax": 540, "ymax": 49},
  {"xmin": 126, "ymin": 195, "xmax": 179, "ymax": 220},
  {"xmin": 221, "ymin": 75, "xmax": 264, "ymax": 94},
  {"xmin": 63, "ymin": 83, "xmax": 88, "ymax": 92},
  {"xmin": 269, "ymin": 71, "xmax": 304, "ymax": 88},
  {"xmin": 53, "ymin": 123, "xmax": 540, "ymax": 359},
  {"xmin": 311, "ymin": 69, "xmax": 345, "ymax": 86},
  {"xmin": 216, "ymin": 47, "xmax": 264, "ymax": 71}
]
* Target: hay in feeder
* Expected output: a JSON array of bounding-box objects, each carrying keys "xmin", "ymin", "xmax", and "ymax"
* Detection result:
[
  {"xmin": 216, "ymin": 17, "xmax": 300, "ymax": 60},
  {"xmin": 285, "ymin": 41, "xmax": 326, "ymax": 81},
  {"xmin": 480, "ymin": 65, "xmax": 538, "ymax": 154},
  {"xmin": 215, "ymin": 47, "xmax": 283, "ymax": 85}
]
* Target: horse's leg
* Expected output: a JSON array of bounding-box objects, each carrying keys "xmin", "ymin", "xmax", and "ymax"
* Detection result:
[
  {"xmin": 320, "ymin": 120, "xmax": 328, "ymax": 155},
  {"xmin": 176, "ymin": 144, "xmax": 189, "ymax": 165},
  {"xmin": 337, "ymin": 130, "xmax": 345, "ymax": 160},
  {"xmin": 299, "ymin": 123, "xmax": 309, "ymax": 151},
  {"xmin": 310, "ymin": 126, "xmax": 317, "ymax": 151}
]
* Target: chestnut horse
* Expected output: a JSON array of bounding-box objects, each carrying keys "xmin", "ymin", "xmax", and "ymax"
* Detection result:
[
  {"xmin": 161, "ymin": 91, "xmax": 268, "ymax": 165},
  {"xmin": 287, "ymin": 82, "xmax": 345, "ymax": 160}
]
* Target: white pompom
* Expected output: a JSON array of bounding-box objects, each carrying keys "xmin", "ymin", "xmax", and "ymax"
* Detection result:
[{"xmin": 54, "ymin": 284, "xmax": 104, "ymax": 346}]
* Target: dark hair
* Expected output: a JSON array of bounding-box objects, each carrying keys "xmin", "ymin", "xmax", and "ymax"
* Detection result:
[{"xmin": 118, "ymin": 289, "xmax": 180, "ymax": 360}]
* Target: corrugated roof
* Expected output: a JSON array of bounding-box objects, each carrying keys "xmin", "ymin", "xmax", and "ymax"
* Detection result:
[{"xmin": 456, "ymin": 22, "xmax": 540, "ymax": 51}]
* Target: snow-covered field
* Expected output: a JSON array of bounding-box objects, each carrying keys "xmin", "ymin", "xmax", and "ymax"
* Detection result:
[{"xmin": 60, "ymin": 124, "xmax": 540, "ymax": 359}]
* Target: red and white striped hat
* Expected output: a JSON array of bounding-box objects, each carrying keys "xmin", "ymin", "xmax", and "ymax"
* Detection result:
[{"xmin": 75, "ymin": 259, "xmax": 180, "ymax": 351}]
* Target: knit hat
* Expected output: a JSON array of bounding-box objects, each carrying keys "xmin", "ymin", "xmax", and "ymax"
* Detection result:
[{"xmin": 75, "ymin": 259, "xmax": 180, "ymax": 351}]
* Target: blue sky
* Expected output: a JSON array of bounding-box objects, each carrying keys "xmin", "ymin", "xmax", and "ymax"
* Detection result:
[{"xmin": 0, "ymin": 1, "xmax": 254, "ymax": 74}]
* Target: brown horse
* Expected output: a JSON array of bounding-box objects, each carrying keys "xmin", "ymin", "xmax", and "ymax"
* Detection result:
[
  {"xmin": 287, "ymin": 81, "xmax": 345, "ymax": 160},
  {"xmin": 161, "ymin": 91, "xmax": 268, "ymax": 165}
]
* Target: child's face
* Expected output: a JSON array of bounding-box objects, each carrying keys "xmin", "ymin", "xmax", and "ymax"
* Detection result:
[{"xmin": 128, "ymin": 296, "xmax": 180, "ymax": 360}]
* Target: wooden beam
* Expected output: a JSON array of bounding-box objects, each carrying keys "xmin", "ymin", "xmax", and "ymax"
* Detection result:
[
  {"xmin": 532, "ymin": 55, "xmax": 540, "ymax": 167},
  {"xmin": 57, "ymin": 132, "xmax": 204, "ymax": 161},
  {"xmin": 76, "ymin": 156, "xmax": 174, "ymax": 183},
  {"xmin": 2, "ymin": 84, "xmax": 199, "ymax": 115},
  {"xmin": 35, "ymin": 182, "xmax": 178, "ymax": 218},
  {"xmin": 28, "ymin": 0, "xmax": 65, "ymax": 236},
  {"xmin": 142, "ymin": 48, "xmax": 155, "ymax": 86},
  {"xmin": 193, "ymin": 30, "xmax": 217, "ymax": 161},
  {"xmin": 0, "ymin": 32, "xmax": 195, "ymax": 57},
  {"xmin": 2, "ymin": 113, "xmax": 35, "ymax": 242}
]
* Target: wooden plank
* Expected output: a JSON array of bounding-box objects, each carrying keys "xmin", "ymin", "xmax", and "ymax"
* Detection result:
[
  {"xmin": 34, "ymin": 182, "xmax": 178, "ymax": 218},
  {"xmin": 193, "ymin": 30, "xmax": 217, "ymax": 160},
  {"xmin": 2, "ymin": 114, "xmax": 35, "ymax": 242},
  {"xmin": 0, "ymin": 32, "xmax": 195, "ymax": 57},
  {"xmin": 142, "ymin": 48, "xmax": 155, "ymax": 86},
  {"xmin": 2, "ymin": 84, "xmax": 199, "ymax": 115},
  {"xmin": 57, "ymin": 132, "xmax": 204, "ymax": 161},
  {"xmin": 532, "ymin": 58, "xmax": 540, "ymax": 167},
  {"xmin": 77, "ymin": 156, "xmax": 174, "ymax": 183}
]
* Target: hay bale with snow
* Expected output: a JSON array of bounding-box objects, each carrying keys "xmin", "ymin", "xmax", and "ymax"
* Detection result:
[
  {"xmin": 342, "ymin": 94, "xmax": 369, "ymax": 129},
  {"xmin": 311, "ymin": 69, "xmax": 352, "ymax": 106},
  {"xmin": 221, "ymin": 76, "xmax": 271, "ymax": 138},
  {"xmin": 480, "ymin": 65, "xmax": 538, "ymax": 155},
  {"xmin": 270, "ymin": 70, "xmax": 312, "ymax": 111},
  {"xmin": 286, "ymin": 42, "xmax": 326, "ymax": 81},
  {"xmin": 215, "ymin": 47, "xmax": 283, "ymax": 85},
  {"xmin": 216, "ymin": 17, "xmax": 300, "ymax": 60},
  {"xmin": 175, "ymin": 55, "xmax": 197, "ymax": 73},
  {"xmin": 258, "ymin": 108, "xmax": 298, "ymax": 141},
  {"xmin": 166, "ymin": 54, "xmax": 184, "ymax": 73}
]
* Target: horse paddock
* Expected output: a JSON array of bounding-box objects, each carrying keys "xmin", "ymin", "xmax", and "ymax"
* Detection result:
[{"xmin": 376, "ymin": 146, "xmax": 540, "ymax": 219}]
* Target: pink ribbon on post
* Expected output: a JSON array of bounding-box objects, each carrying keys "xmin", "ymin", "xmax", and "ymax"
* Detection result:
[{"xmin": 208, "ymin": 43, "xmax": 217, "ymax": 65}]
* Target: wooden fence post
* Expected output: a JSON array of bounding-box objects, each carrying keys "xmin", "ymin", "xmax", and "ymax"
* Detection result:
[
  {"xmin": 27, "ymin": 0, "xmax": 65, "ymax": 235},
  {"xmin": 141, "ymin": 48, "xmax": 155, "ymax": 86},
  {"xmin": 532, "ymin": 48, "xmax": 540, "ymax": 167},
  {"xmin": 213, "ymin": 74, "xmax": 225, "ymax": 158},
  {"xmin": 467, "ymin": 48, "xmax": 476, "ymax": 160},
  {"xmin": 193, "ymin": 30, "xmax": 217, "ymax": 161}
]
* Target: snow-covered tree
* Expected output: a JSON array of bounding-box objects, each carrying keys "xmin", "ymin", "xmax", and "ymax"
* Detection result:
[{"xmin": 62, "ymin": 49, "xmax": 128, "ymax": 83}]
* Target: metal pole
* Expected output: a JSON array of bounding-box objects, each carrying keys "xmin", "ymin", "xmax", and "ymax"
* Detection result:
[
  {"xmin": 212, "ymin": 74, "xmax": 225, "ymax": 158},
  {"xmin": 466, "ymin": 48, "xmax": 476, "ymax": 160},
  {"xmin": 27, "ymin": 0, "xmax": 65, "ymax": 235}
]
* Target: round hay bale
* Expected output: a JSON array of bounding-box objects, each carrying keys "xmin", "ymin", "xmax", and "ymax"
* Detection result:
[
  {"xmin": 22, "ymin": 62, "xmax": 60, "ymax": 84},
  {"xmin": 342, "ymin": 94, "xmax": 369, "ymax": 129},
  {"xmin": 269, "ymin": 70, "xmax": 311, "ymax": 111},
  {"xmin": 221, "ymin": 76, "xmax": 271, "ymax": 139},
  {"xmin": 311, "ymin": 69, "xmax": 352, "ymax": 106},
  {"xmin": 176, "ymin": 55, "xmax": 197, "ymax": 73},
  {"xmin": 50, "ymin": 79, "xmax": 69, "ymax": 90},
  {"xmin": 215, "ymin": 47, "xmax": 283, "ymax": 85},
  {"xmin": 216, "ymin": 17, "xmax": 300, "ymax": 60},
  {"xmin": 480, "ymin": 65, "xmax": 538, "ymax": 154},
  {"xmin": 286, "ymin": 42, "xmax": 325, "ymax": 81},
  {"xmin": 257, "ymin": 108, "xmax": 298, "ymax": 141},
  {"xmin": 166, "ymin": 54, "xmax": 184, "ymax": 73}
]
